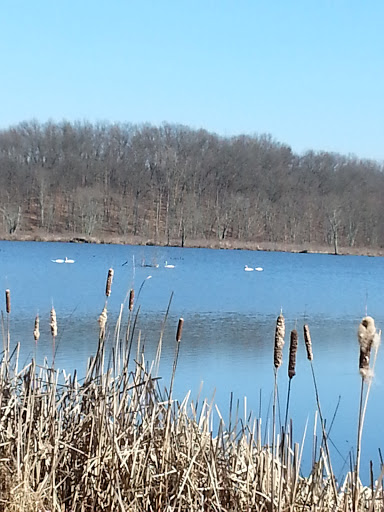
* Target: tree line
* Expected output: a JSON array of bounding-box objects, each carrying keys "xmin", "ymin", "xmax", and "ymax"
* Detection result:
[{"xmin": 0, "ymin": 119, "xmax": 383, "ymax": 252}]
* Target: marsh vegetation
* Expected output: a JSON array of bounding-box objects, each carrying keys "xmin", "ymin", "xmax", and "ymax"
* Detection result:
[{"xmin": 0, "ymin": 272, "xmax": 382, "ymax": 511}]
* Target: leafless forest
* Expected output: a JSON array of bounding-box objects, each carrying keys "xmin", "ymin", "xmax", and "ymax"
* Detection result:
[{"xmin": 0, "ymin": 120, "xmax": 383, "ymax": 252}]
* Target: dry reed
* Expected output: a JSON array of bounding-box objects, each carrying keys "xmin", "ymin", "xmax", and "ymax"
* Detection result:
[{"xmin": 0, "ymin": 284, "xmax": 381, "ymax": 511}]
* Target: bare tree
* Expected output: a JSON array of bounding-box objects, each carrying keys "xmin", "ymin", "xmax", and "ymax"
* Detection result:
[
  {"xmin": 1, "ymin": 205, "xmax": 22, "ymax": 234},
  {"xmin": 0, "ymin": 119, "xmax": 383, "ymax": 251}
]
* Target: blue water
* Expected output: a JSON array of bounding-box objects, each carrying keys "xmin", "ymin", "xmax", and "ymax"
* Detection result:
[{"xmin": 1, "ymin": 240, "xmax": 383, "ymax": 481}]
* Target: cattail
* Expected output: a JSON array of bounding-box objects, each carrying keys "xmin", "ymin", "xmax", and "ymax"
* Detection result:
[
  {"xmin": 33, "ymin": 314, "xmax": 40, "ymax": 342},
  {"xmin": 288, "ymin": 329, "xmax": 298, "ymax": 379},
  {"xmin": 176, "ymin": 317, "xmax": 184, "ymax": 342},
  {"xmin": 129, "ymin": 289, "xmax": 135, "ymax": 311},
  {"xmin": 98, "ymin": 305, "xmax": 108, "ymax": 333},
  {"xmin": 274, "ymin": 313, "xmax": 285, "ymax": 369},
  {"xmin": 303, "ymin": 324, "xmax": 313, "ymax": 361},
  {"xmin": 5, "ymin": 289, "xmax": 10, "ymax": 314},
  {"xmin": 105, "ymin": 268, "xmax": 114, "ymax": 297},
  {"xmin": 358, "ymin": 316, "xmax": 376, "ymax": 379},
  {"xmin": 50, "ymin": 307, "xmax": 57, "ymax": 337}
]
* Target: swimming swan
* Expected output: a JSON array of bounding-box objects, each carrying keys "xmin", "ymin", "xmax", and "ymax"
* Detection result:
[
  {"xmin": 254, "ymin": 267, "xmax": 263, "ymax": 272},
  {"xmin": 244, "ymin": 265, "xmax": 254, "ymax": 271},
  {"xmin": 51, "ymin": 257, "xmax": 75, "ymax": 264},
  {"xmin": 164, "ymin": 261, "xmax": 175, "ymax": 268}
]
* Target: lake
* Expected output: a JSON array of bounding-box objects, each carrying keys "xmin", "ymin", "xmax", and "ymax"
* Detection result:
[{"xmin": 1, "ymin": 239, "xmax": 383, "ymax": 481}]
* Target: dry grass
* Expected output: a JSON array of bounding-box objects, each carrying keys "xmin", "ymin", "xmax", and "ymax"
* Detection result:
[{"xmin": 0, "ymin": 283, "xmax": 382, "ymax": 511}]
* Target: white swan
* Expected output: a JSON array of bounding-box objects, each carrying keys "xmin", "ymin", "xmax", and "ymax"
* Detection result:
[
  {"xmin": 164, "ymin": 261, "xmax": 175, "ymax": 268},
  {"xmin": 254, "ymin": 267, "xmax": 263, "ymax": 272},
  {"xmin": 51, "ymin": 257, "xmax": 75, "ymax": 264},
  {"xmin": 244, "ymin": 265, "xmax": 254, "ymax": 271}
]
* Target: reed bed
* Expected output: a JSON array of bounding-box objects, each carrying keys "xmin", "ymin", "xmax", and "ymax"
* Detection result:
[{"xmin": 0, "ymin": 276, "xmax": 382, "ymax": 511}]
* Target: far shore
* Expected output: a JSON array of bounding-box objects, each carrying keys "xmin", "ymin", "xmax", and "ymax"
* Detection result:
[{"xmin": 1, "ymin": 231, "xmax": 384, "ymax": 257}]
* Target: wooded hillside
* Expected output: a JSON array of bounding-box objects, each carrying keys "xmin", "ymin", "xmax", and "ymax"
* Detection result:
[{"xmin": 0, "ymin": 120, "xmax": 383, "ymax": 252}]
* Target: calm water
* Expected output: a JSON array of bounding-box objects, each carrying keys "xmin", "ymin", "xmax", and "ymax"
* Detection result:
[{"xmin": 1, "ymin": 240, "xmax": 383, "ymax": 480}]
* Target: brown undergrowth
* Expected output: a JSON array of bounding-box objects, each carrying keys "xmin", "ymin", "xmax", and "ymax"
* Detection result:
[{"xmin": 3, "ymin": 230, "xmax": 384, "ymax": 257}]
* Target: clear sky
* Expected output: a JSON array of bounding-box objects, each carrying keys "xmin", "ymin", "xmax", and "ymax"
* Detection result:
[{"xmin": 1, "ymin": 1, "xmax": 383, "ymax": 161}]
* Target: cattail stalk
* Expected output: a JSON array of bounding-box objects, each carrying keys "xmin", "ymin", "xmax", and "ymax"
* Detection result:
[
  {"xmin": 354, "ymin": 316, "xmax": 380, "ymax": 511},
  {"xmin": 274, "ymin": 313, "xmax": 285, "ymax": 369},
  {"xmin": 304, "ymin": 323, "xmax": 338, "ymax": 504},
  {"xmin": 176, "ymin": 317, "xmax": 184, "ymax": 342},
  {"xmin": 170, "ymin": 318, "xmax": 184, "ymax": 398},
  {"xmin": 288, "ymin": 329, "xmax": 298, "ymax": 379},
  {"xmin": 5, "ymin": 289, "xmax": 11, "ymax": 356},
  {"xmin": 50, "ymin": 308, "xmax": 57, "ymax": 337},
  {"xmin": 272, "ymin": 312, "xmax": 285, "ymax": 511},
  {"xmin": 33, "ymin": 314, "xmax": 40, "ymax": 342},
  {"xmin": 94, "ymin": 304, "xmax": 109, "ymax": 378},
  {"xmin": 284, "ymin": 329, "xmax": 298, "ymax": 431},
  {"xmin": 129, "ymin": 289, "xmax": 134, "ymax": 311},
  {"xmin": 357, "ymin": 316, "xmax": 375, "ymax": 381},
  {"xmin": 98, "ymin": 305, "xmax": 108, "ymax": 337},
  {"xmin": 33, "ymin": 314, "xmax": 40, "ymax": 361},
  {"xmin": 163, "ymin": 317, "xmax": 185, "ymax": 499},
  {"xmin": 50, "ymin": 307, "xmax": 57, "ymax": 366},
  {"xmin": 125, "ymin": 277, "xmax": 151, "ymax": 367},
  {"xmin": 303, "ymin": 324, "xmax": 313, "ymax": 361},
  {"xmin": 5, "ymin": 289, "xmax": 10, "ymax": 314},
  {"xmin": 105, "ymin": 268, "xmax": 114, "ymax": 298},
  {"xmin": 86, "ymin": 305, "xmax": 109, "ymax": 382},
  {"xmin": 154, "ymin": 292, "xmax": 174, "ymax": 378}
]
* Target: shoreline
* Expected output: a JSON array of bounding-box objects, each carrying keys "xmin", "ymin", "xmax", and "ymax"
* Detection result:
[{"xmin": 1, "ymin": 231, "xmax": 384, "ymax": 257}]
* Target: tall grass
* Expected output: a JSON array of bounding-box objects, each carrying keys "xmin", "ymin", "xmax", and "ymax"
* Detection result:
[{"xmin": 0, "ymin": 276, "xmax": 382, "ymax": 511}]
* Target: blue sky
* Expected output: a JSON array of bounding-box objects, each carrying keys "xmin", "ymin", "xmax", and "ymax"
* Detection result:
[{"xmin": 1, "ymin": 1, "xmax": 383, "ymax": 161}]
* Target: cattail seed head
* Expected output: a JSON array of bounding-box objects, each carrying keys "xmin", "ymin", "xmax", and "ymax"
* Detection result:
[
  {"xmin": 358, "ymin": 316, "xmax": 376, "ymax": 380},
  {"xmin": 288, "ymin": 329, "xmax": 298, "ymax": 379},
  {"xmin": 33, "ymin": 314, "xmax": 40, "ymax": 342},
  {"xmin": 50, "ymin": 308, "xmax": 57, "ymax": 337},
  {"xmin": 303, "ymin": 324, "xmax": 313, "ymax": 361},
  {"xmin": 105, "ymin": 268, "xmax": 114, "ymax": 297},
  {"xmin": 98, "ymin": 305, "xmax": 108, "ymax": 333},
  {"xmin": 129, "ymin": 289, "xmax": 135, "ymax": 311},
  {"xmin": 274, "ymin": 313, "xmax": 285, "ymax": 369},
  {"xmin": 5, "ymin": 289, "xmax": 10, "ymax": 314},
  {"xmin": 358, "ymin": 316, "xmax": 375, "ymax": 353},
  {"xmin": 176, "ymin": 318, "xmax": 184, "ymax": 342}
]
